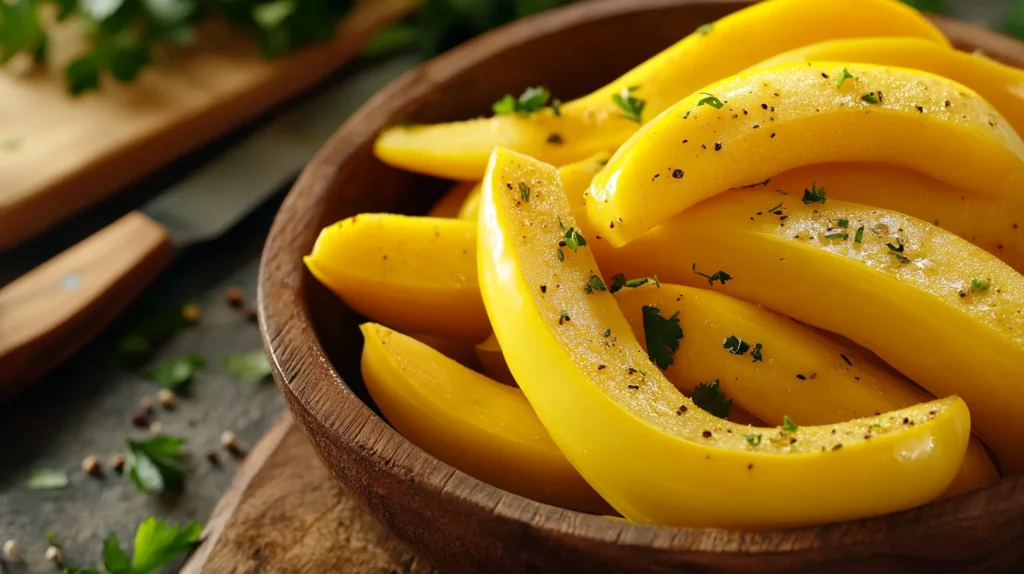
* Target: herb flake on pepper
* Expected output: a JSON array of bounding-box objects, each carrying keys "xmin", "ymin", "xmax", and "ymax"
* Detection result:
[
  {"xmin": 642, "ymin": 305, "xmax": 683, "ymax": 369},
  {"xmin": 493, "ymin": 86, "xmax": 551, "ymax": 117},
  {"xmin": 692, "ymin": 263, "xmax": 732, "ymax": 286},
  {"xmin": 696, "ymin": 92, "xmax": 724, "ymax": 109},
  {"xmin": 692, "ymin": 379, "xmax": 732, "ymax": 419},
  {"xmin": 612, "ymin": 85, "xmax": 645, "ymax": 123}
]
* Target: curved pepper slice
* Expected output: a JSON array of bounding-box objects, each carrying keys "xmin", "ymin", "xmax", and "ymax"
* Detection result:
[
  {"xmin": 428, "ymin": 181, "xmax": 477, "ymax": 218},
  {"xmin": 479, "ymin": 147, "xmax": 971, "ymax": 527},
  {"xmin": 768, "ymin": 163, "xmax": 1024, "ymax": 273},
  {"xmin": 304, "ymin": 215, "xmax": 489, "ymax": 341},
  {"xmin": 587, "ymin": 63, "xmax": 1024, "ymax": 246},
  {"xmin": 374, "ymin": 0, "xmax": 948, "ymax": 180},
  {"xmin": 599, "ymin": 186, "xmax": 1024, "ymax": 472},
  {"xmin": 616, "ymin": 284, "xmax": 997, "ymax": 496},
  {"xmin": 360, "ymin": 323, "xmax": 612, "ymax": 514},
  {"xmin": 750, "ymin": 37, "xmax": 1024, "ymax": 136}
]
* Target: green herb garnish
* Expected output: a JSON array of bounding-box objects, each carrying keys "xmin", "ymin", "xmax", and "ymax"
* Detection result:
[
  {"xmin": 563, "ymin": 227, "xmax": 587, "ymax": 252},
  {"xmin": 586, "ymin": 274, "xmax": 607, "ymax": 294},
  {"xmin": 751, "ymin": 343, "xmax": 763, "ymax": 363},
  {"xmin": 836, "ymin": 67, "xmax": 854, "ymax": 88},
  {"xmin": 692, "ymin": 380, "xmax": 732, "ymax": 419},
  {"xmin": 745, "ymin": 433, "xmax": 762, "ymax": 447},
  {"xmin": 782, "ymin": 415, "xmax": 799, "ymax": 433},
  {"xmin": 723, "ymin": 335, "xmax": 750, "ymax": 355},
  {"xmin": 886, "ymin": 238, "xmax": 905, "ymax": 253},
  {"xmin": 609, "ymin": 273, "xmax": 626, "ymax": 293},
  {"xmin": 518, "ymin": 182, "xmax": 530, "ymax": 202},
  {"xmin": 146, "ymin": 354, "xmax": 205, "ymax": 388},
  {"xmin": 28, "ymin": 468, "xmax": 69, "ymax": 490},
  {"xmin": 125, "ymin": 436, "xmax": 186, "ymax": 493},
  {"xmin": 970, "ymin": 278, "xmax": 990, "ymax": 292},
  {"xmin": 612, "ymin": 85, "xmax": 645, "ymax": 123},
  {"xmin": 642, "ymin": 305, "xmax": 683, "ymax": 370},
  {"xmin": 824, "ymin": 232, "xmax": 848, "ymax": 240},
  {"xmin": 493, "ymin": 86, "xmax": 551, "ymax": 116},
  {"xmin": 223, "ymin": 350, "xmax": 272, "ymax": 383},
  {"xmin": 691, "ymin": 263, "xmax": 732, "ymax": 286},
  {"xmin": 861, "ymin": 92, "xmax": 881, "ymax": 104},
  {"xmin": 696, "ymin": 92, "xmax": 724, "ymax": 109},
  {"xmin": 696, "ymin": 23, "xmax": 713, "ymax": 35},
  {"xmin": 552, "ymin": 99, "xmax": 562, "ymax": 116},
  {"xmin": 801, "ymin": 182, "xmax": 826, "ymax": 204},
  {"xmin": 100, "ymin": 517, "xmax": 202, "ymax": 574},
  {"xmin": 837, "ymin": 218, "xmax": 849, "ymax": 228},
  {"xmin": 854, "ymin": 226, "xmax": 865, "ymax": 243}
]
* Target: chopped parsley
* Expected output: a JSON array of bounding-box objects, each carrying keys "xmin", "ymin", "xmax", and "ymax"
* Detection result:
[
  {"xmin": 546, "ymin": 133, "xmax": 563, "ymax": 144},
  {"xmin": 552, "ymin": 99, "xmax": 562, "ymax": 116},
  {"xmin": 861, "ymin": 92, "xmax": 881, "ymax": 104},
  {"xmin": 608, "ymin": 273, "xmax": 658, "ymax": 293},
  {"xmin": 28, "ymin": 468, "xmax": 69, "ymax": 490},
  {"xmin": 691, "ymin": 263, "xmax": 732, "ymax": 286},
  {"xmin": 801, "ymin": 182, "xmax": 826, "ymax": 204},
  {"xmin": 745, "ymin": 434, "xmax": 762, "ymax": 447},
  {"xmin": 723, "ymin": 335, "xmax": 750, "ymax": 355},
  {"xmin": 692, "ymin": 379, "xmax": 732, "ymax": 419},
  {"xmin": 836, "ymin": 67, "xmax": 854, "ymax": 88},
  {"xmin": 696, "ymin": 23, "xmax": 713, "ymax": 35},
  {"xmin": 766, "ymin": 202, "xmax": 783, "ymax": 214},
  {"xmin": 558, "ymin": 309, "xmax": 570, "ymax": 325},
  {"xmin": 492, "ymin": 86, "xmax": 551, "ymax": 116},
  {"xmin": 696, "ymin": 92, "xmax": 724, "ymax": 109},
  {"xmin": 125, "ymin": 436, "xmax": 186, "ymax": 493},
  {"xmin": 782, "ymin": 416, "xmax": 798, "ymax": 433},
  {"xmin": 223, "ymin": 350, "xmax": 272, "ymax": 383},
  {"xmin": 751, "ymin": 343, "xmax": 763, "ymax": 362},
  {"xmin": 854, "ymin": 226, "xmax": 865, "ymax": 243},
  {"xmin": 518, "ymin": 182, "xmax": 530, "ymax": 202},
  {"xmin": 612, "ymin": 85, "xmax": 645, "ymax": 123},
  {"xmin": 886, "ymin": 238, "xmax": 905, "ymax": 253},
  {"xmin": 824, "ymin": 232, "xmax": 848, "ymax": 241},
  {"xmin": 602, "ymin": 328, "xmax": 611, "ymax": 338},
  {"xmin": 970, "ymin": 278, "xmax": 990, "ymax": 292},
  {"xmin": 563, "ymin": 227, "xmax": 587, "ymax": 252},
  {"xmin": 146, "ymin": 354, "xmax": 206, "ymax": 388},
  {"xmin": 586, "ymin": 274, "xmax": 607, "ymax": 294},
  {"xmin": 837, "ymin": 218, "xmax": 849, "ymax": 228},
  {"xmin": 609, "ymin": 273, "xmax": 627, "ymax": 293},
  {"xmin": 557, "ymin": 248, "xmax": 564, "ymax": 261},
  {"xmin": 557, "ymin": 216, "xmax": 565, "ymax": 230},
  {"xmin": 642, "ymin": 305, "xmax": 683, "ymax": 370},
  {"xmin": 894, "ymin": 254, "xmax": 911, "ymax": 264}
]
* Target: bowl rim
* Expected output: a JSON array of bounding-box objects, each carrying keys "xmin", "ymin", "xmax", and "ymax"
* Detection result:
[{"xmin": 258, "ymin": 0, "xmax": 1024, "ymax": 557}]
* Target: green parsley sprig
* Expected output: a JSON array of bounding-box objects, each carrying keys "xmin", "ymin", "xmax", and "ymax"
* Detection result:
[
  {"xmin": 641, "ymin": 305, "xmax": 683, "ymax": 369},
  {"xmin": 801, "ymin": 182, "xmax": 826, "ymax": 204},
  {"xmin": 125, "ymin": 436, "xmax": 186, "ymax": 493},
  {"xmin": 696, "ymin": 92, "xmax": 724, "ymax": 109},
  {"xmin": 493, "ymin": 86, "xmax": 551, "ymax": 117},
  {"xmin": 612, "ymin": 85, "xmax": 645, "ymax": 123},
  {"xmin": 692, "ymin": 380, "xmax": 732, "ymax": 419}
]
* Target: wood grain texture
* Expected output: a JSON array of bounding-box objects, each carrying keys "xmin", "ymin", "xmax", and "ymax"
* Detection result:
[
  {"xmin": 0, "ymin": 210, "xmax": 173, "ymax": 399},
  {"xmin": 181, "ymin": 413, "xmax": 435, "ymax": 574},
  {"xmin": 258, "ymin": 2, "xmax": 1024, "ymax": 572},
  {"xmin": 0, "ymin": 0, "xmax": 417, "ymax": 250}
]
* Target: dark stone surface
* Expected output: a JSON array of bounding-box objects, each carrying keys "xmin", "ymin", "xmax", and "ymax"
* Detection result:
[{"xmin": 0, "ymin": 192, "xmax": 288, "ymax": 573}]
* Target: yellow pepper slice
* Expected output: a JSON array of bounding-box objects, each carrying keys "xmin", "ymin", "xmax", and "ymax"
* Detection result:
[
  {"xmin": 375, "ymin": 0, "xmax": 948, "ymax": 180},
  {"xmin": 479, "ymin": 147, "xmax": 970, "ymax": 527},
  {"xmin": 599, "ymin": 186, "xmax": 1024, "ymax": 472},
  {"xmin": 304, "ymin": 215, "xmax": 489, "ymax": 341},
  {"xmin": 616, "ymin": 284, "xmax": 997, "ymax": 496},
  {"xmin": 588, "ymin": 63, "xmax": 1024, "ymax": 246},
  {"xmin": 768, "ymin": 163, "xmax": 1024, "ymax": 273},
  {"xmin": 455, "ymin": 183, "xmax": 482, "ymax": 221},
  {"xmin": 360, "ymin": 323, "xmax": 612, "ymax": 514},
  {"xmin": 750, "ymin": 37, "xmax": 1024, "ymax": 136}
]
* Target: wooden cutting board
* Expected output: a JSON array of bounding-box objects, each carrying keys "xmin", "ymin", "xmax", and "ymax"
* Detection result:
[
  {"xmin": 0, "ymin": 0, "xmax": 416, "ymax": 250},
  {"xmin": 180, "ymin": 412, "xmax": 436, "ymax": 574}
]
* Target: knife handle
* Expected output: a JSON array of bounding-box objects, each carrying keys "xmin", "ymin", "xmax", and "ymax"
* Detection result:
[{"xmin": 0, "ymin": 211, "xmax": 173, "ymax": 399}]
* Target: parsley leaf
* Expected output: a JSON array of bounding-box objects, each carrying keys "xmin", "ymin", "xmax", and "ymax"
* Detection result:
[
  {"xmin": 782, "ymin": 415, "xmax": 799, "ymax": 433},
  {"xmin": 837, "ymin": 218, "xmax": 849, "ymax": 228},
  {"xmin": 612, "ymin": 85, "xmax": 645, "ymax": 123},
  {"xmin": 745, "ymin": 433, "xmax": 762, "ymax": 446},
  {"xmin": 493, "ymin": 86, "xmax": 551, "ymax": 116},
  {"xmin": 854, "ymin": 226, "xmax": 865, "ymax": 243},
  {"xmin": 696, "ymin": 23, "xmax": 713, "ymax": 35},
  {"xmin": 751, "ymin": 343, "xmax": 763, "ymax": 362},
  {"xmin": 551, "ymin": 98, "xmax": 562, "ymax": 116},
  {"xmin": 641, "ymin": 305, "xmax": 683, "ymax": 370},
  {"xmin": 692, "ymin": 380, "xmax": 732, "ymax": 419},
  {"xmin": 609, "ymin": 273, "xmax": 627, "ymax": 293},
  {"xmin": 563, "ymin": 227, "xmax": 587, "ymax": 252},
  {"xmin": 886, "ymin": 238, "xmax": 905, "ymax": 253},
  {"xmin": 801, "ymin": 182, "xmax": 826, "ymax": 204},
  {"xmin": 971, "ymin": 278, "xmax": 990, "ymax": 292},
  {"xmin": 127, "ymin": 517, "xmax": 202, "ymax": 573},
  {"xmin": 696, "ymin": 92, "xmax": 724, "ymax": 109},
  {"xmin": 28, "ymin": 468, "xmax": 68, "ymax": 490},
  {"xmin": 691, "ymin": 263, "xmax": 732, "ymax": 286},
  {"xmin": 824, "ymin": 232, "xmax": 848, "ymax": 240},
  {"xmin": 585, "ymin": 274, "xmax": 607, "ymax": 294},
  {"xmin": 861, "ymin": 91, "xmax": 881, "ymax": 104},
  {"xmin": 146, "ymin": 354, "xmax": 205, "ymax": 388},
  {"xmin": 518, "ymin": 182, "xmax": 530, "ymax": 202},
  {"xmin": 223, "ymin": 350, "xmax": 272, "ymax": 382},
  {"xmin": 836, "ymin": 67, "xmax": 854, "ymax": 88},
  {"xmin": 723, "ymin": 335, "xmax": 750, "ymax": 355},
  {"xmin": 125, "ymin": 436, "xmax": 185, "ymax": 493}
]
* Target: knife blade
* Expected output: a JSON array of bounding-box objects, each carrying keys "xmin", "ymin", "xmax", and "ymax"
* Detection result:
[{"xmin": 0, "ymin": 55, "xmax": 419, "ymax": 398}]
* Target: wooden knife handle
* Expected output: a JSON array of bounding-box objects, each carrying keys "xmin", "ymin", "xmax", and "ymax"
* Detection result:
[{"xmin": 0, "ymin": 211, "xmax": 173, "ymax": 399}]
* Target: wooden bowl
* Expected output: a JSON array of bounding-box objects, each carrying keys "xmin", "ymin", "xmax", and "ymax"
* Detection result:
[{"xmin": 258, "ymin": 2, "xmax": 1024, "ymax": 572}]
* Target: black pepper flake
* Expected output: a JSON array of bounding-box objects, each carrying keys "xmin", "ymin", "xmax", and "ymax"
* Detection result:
[
  {"xmin": 840, "ymin": 354, "xmax": 852, "ymax": 366},
  {"xmin": 540, "ymin": 285, "xmax": 547, "ymax": 293},
  {"xmin": 702, "ymin": 430, "xmax": 712, "ymax": 438},
  {"xmin": 627, "ymin": 384, "xmax": 640, "ymax": 390},
  {"xmin": 676, "ymin": 404, "xmax": 688, "ymax": 414},
  {"xmin": 753, "ymin": 124, "xmax": 760, "ymax": 129},
  {"xmin": 832, "ymin": 444, "xmax": 843, "ymax": 451},
  {"xmin": 944, "ymin": 99, "xmax": 951, "ymax": 107},
  {"xmin": 598, "ymin": 364, "xmax": 607, "ymax": 370},
  {"xmin": 915, "ymin": 105, "xmax": 924, "ymax": 113},
  {"xmin": 609, "ymin": 221, "xmax": 615, "ymax": 228},
  {"xmin": 505, "ymin": 183, "xmax": 512, "ymax": 190},
  {"xmin": 903, "ymin": 417, "xmax": 910, "ymax": 424},
  {"xmin": 626, "ymin": 367, "xmax": 637, "ymax": 375},
  {"xmin": 701, "ymin": 144, "xmax": 707, "ymax": 150},
  {"xmin": 672, "ymin": 169, "xmax": 684, "ymax": 179},
  {"xmin": 732, "ymin": 113, "xmax": 738, "ymax": 119},
  {"xmin": 796, "ymin": 374, "xmax": 806, "ymax": 380},
  {"xmin": 761, "ymin": 103, "xmax": 768, "ymax": 110},
  {"xmin": 742, "ymin": 109, "xmax": 748, "ymax": 115},
  {"xmin": 546, "ymin": 133, "xmax": 563, "ymax": 144},
  {"xmin": 821, "ymin": 72, "xmax": 829, "ymax": 79},
  {"xmin": 682, "ymin": 139, "xmax": 688, "ymax": 144},
  {"xmin": 770, "ymin": 133, "xmax": 776, "ymax": 138},
  {"xmin": 652, "ymin": 174, "xmax": 660, "ymax": 181},
  {"xmin": 747, "ymin": 463, "xmax": 753, "ymax": 470},
  {"xmin": 714, "ymin": 142, "xmax": 722, "ymax": 151},
  {"xmin": 683, "ymin": 110, "xmax": 691, "ymax": 119}
]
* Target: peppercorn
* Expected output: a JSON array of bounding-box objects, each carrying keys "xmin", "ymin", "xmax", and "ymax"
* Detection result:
[
  {"xmin": 110, "ymin": 455, "xmax": 125, "ymax": 474},
  {"xmin": 2, "ymin": 539, "xmax": 17, "ymax": 561},
  {"xmin": 81, "ymin": 455, "xmax": 100, "ymax": 475},
  {"xmin": 45, "ymin": 546, "xmax": 61, "ymax": 564},
  {"xmin": 182, "ymin": 303, "xmax": 202, "ymax": 324},
  {"xmin": 157, "ymin": 389, "xmax": 176, "ymax": 410},
  {"xmin": 225, "ymin": 286, "xmax": 245, "ymax": 307}
]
